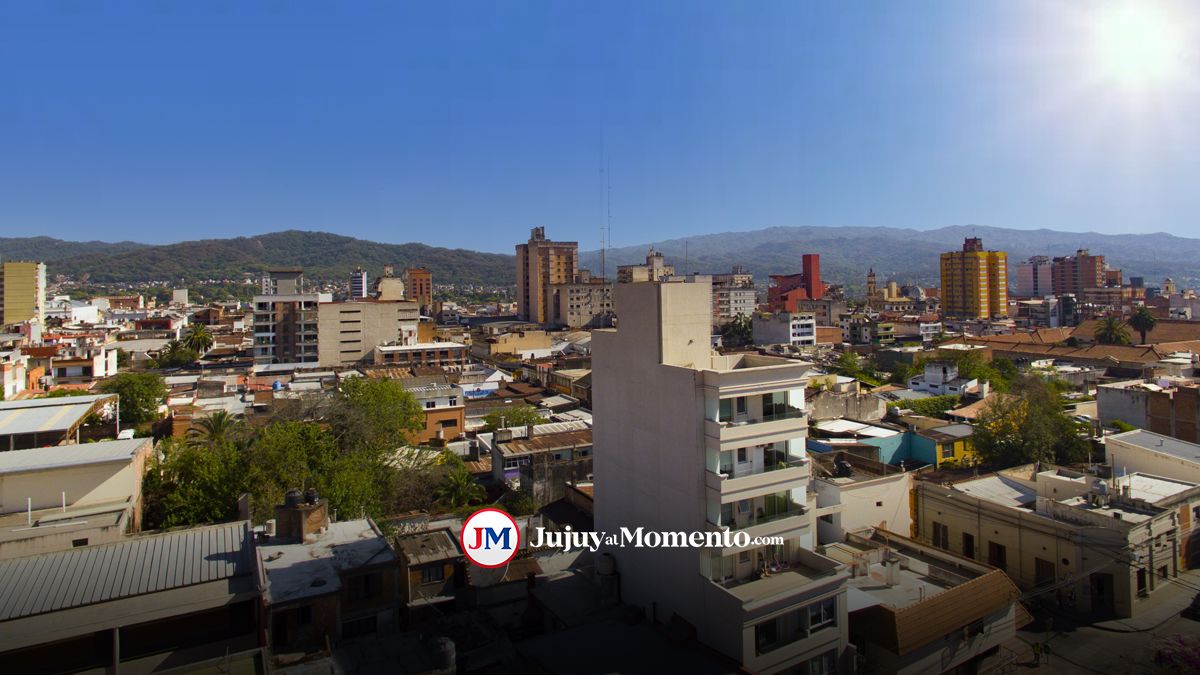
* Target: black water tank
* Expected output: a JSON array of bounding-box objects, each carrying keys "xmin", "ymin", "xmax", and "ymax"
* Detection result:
[
  {"xmin": 284, "ymin": 488, "xmax": 303, "ymax": 507},
  {"xmin": 304, "ymin": 487, "xmax": 319, "ymax": 505}
]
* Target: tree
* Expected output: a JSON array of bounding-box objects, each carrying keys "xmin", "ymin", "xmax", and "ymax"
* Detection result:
[
  {"xmin": 1128, "ymin": 306, "xmax": 1158, "ymax": 345},
  {"xmin": 972, "ymin": 376, "xmax": 1089, "ymax": 467},
  {"xmin": 482, "ymin": 404, "xmax": 547, "ymax": 432},
  {"xmin": 144, "ymin": 437, "xmax": 247, "ymax": 528},
  {"xmin": 1094, "ymin": 316, "xmax": 1131, "ymax": 345},
  {"xmin": 436, "ymin": 464, "xmax": 485, "ymax": 508},
  {"xmin": 182, "ymin": 323, "xmax": 215, "ymax": 354},
  {"xmin": 188, "ymin": 410, "xmax": 244, "ymax": 446},
  {"xmin": 151, "ymin": 340, "xmax": 198, "ymax": 368},
  {"xmin": 720, "ymin": 314, "xmax": 753, "ymax": 348},
  {"xmin": 1111, "ymin": 419, "xmax": 1137, "ymax": 433},
  {"xmin": 115, "ymin": 347, "xmax": 131, "ymax": 369},
  {"xmin": 330, "ymin": 377, "xmax": 425, "ymax": 452},
  {"xmin": 98, "ymin": 372, "xmax": 166, "ymax": 425}
]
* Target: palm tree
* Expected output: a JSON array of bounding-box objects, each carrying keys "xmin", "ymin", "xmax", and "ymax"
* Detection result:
[
  {"xmin": 189, "ymin": 410, "xmax": 242, "ymax": 445},
  {"xmin": 1094, "ymin": 316, "xmax": 1131, "ymax": 345},
  {"xmin": 182, "ymin": 324, "xmax": 214, "ymax": 354},
  {"xmin": 436, "ymin": 466, "xmax": 485, "ymax": 507},
  {"xmin": 1128, "ymin": 306, "xmax": 1158, "ymax": 345}
]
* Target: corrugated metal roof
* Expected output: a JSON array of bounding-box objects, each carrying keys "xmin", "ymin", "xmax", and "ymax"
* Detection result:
[
  {"xmin": 0, "ymin": 437, "xmax": 152, "ymax": 474},
  {"xmin": 0, "ymin": 394, "xmax": 117, "ymax": 436},
  {"xmin": 0, "ymin": 521, "xmax": 252, "ymax": 621}
]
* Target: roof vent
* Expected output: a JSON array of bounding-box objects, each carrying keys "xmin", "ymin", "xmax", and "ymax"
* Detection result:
[
  {"xmin": 304, "ymin": 488, "xmax": 319, "ymax": 505},
  {"xmin": 284, "ymin": 488, "xmax": 304, "ymax": 507}
]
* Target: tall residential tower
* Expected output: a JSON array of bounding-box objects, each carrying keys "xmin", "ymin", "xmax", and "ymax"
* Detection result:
[
  {"xmin": 940, "ymin": 237, "xmax": 1008, "ymax": 319},
  {"xmin": 516, "ymin": 227, "xmax": 578, "ymax": 324}
]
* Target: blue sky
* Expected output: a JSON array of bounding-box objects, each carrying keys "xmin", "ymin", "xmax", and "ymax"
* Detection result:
[{"xmin": 2, "ymin": 1, "xmax": 1198, "ymax": 252}]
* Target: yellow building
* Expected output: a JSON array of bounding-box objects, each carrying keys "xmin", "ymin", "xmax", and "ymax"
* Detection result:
[
  {"xmin": 516, "ymin": 227, "xmax": 578, "ymax": 324},
  {"xmin": 940, "ymin": 237, "xmax": 1007, "ymax": 319},
  {"xmin": 1, "ymin": 261, "xmax": 47, "ymax": 326}
]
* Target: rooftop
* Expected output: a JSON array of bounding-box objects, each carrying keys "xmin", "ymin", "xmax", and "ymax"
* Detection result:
[
  {"xmin": 0, "ymin": 394, "xmax": 118, "ymax": 437},
  {"xmin": 501, "ymin": 429, "xmax": 593, "ymax": 457},
  {"xmin": 376, "ymin": 341, "xmax": 468, "ymax": 352},
  {"xmin": 0, "ymin": 521, "xmax": 253, "ymax": 621},
  {"xmin": 0, "ymin": 437, "xmax": 151, "ymax": 475},
  {"xmin": 259, "ymin": 519, "xmax": 395, "ymax": 605},
  {"xmin": 396, "ymin": 528, "xmax": 461, "ymax": 566},
  {"xmin": 814, "ymin": 418, "xmax": 902, "ymax": 439},
  {"xmin": 953, "ymin": 474, "xmax": 1036, "ymax": 509},
  {"xmin": 917, "ymin": 423, "xmax": 975, "ymax": 443},
  {"xmin": 1109, "ymin": 429, "xmax": 1200, "ymax": 464}
]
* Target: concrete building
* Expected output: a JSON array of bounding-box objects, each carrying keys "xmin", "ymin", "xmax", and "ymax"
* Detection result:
[
  {"xmin": 753, "ymin": 312, "xmax": 817, "ymax": 348},
  {"xmin": 1145, "ymin": 381, "xmax": 1200, "ymax": 444},
  {"xmin": 395, "ymin": 374, "xmax": 465, "ymax": 444},
  {"xmin": 396, "ymin": 528, "xmax": 464, "ymax": 623},
  {"xmin": 712, "ymin": 272, "xmax": 758, "ymax": 327},
  {"xmin": 823, "ymin": 529, "xmax": 1027, "ymax": 675},
  {"xmin": 1015, "ymin": 255, "xmax": 1053, "ymax": 298},
  {"xmin": 1097, "ymin": 379, "xmax": 1153, "ymax": 429},
  {"xmin": 906, "ymin": 361, "xmax": 979, "ymax": 396},
  {"xmin": 259, "ymin": 492, "xmax": 399, "ymax": 659},
  {"xmin": 517, "ymin": 227, "xmax": 578, "ymax": 324},
  {"xmin": 253, "ymin": 269, "xmax": 332, "ymax": 364},
  {"xmin": 767, "ymin": 254, "xmax": 825, "ymax": 311},
  {"xmin": 0, "ymin": 438, "xmax": 154, "ymax": 560},
  {"xmin": 472, "ymin": 329, "xmax": 554, "ymax": 360},
  {"xmin": 940, "ymin": 238, "xmax": 1008, "ymax": 320},
  {"xmin": 616, "ymin": 247, "xmax": 675, "ymax": 283},
  {"xmin": 1, "ymin": 349, "xmax": 27, "ymax": 399},
  {"xmin": 840, "ymin": 313, "xmax": 895, "ymax": 346},
  {"xmin": 1052, "ymin": 249, "xmax": 1106, "ymax": 297},
  {"xmin": 373, "ymin": 341, "xmax": 470, "ymax": 369},
  {"xmin": 552, "ymin": 272, "xmax": 613, "ymax": 329},
  {"xmin": 788, "ymin": 298, "xmax": 848, "ymax": 327},
  {"xmin": 0, "ymin": 521, "xmax": 263, "ymax": 673},
  {"xmin": 349, "ymin": 266, "xmax": 368, "ymax": 299},
  {"xmin": 1106, "ymin": 429, "xmax": 1200, "ymax": 485},
  {"xmin": 1, "ymin": 260, "xmax": 47, "ymax": 327},
  {"xmin": 811, "ymin": 453, "xmax": 912, "ymax": 545},
  {"xmin": 490, "ymin": 427, "xmax": 593, "ymax": 505},
  {"xmin": 316, "ymin": 299, "xmax": 419, "ymax": 367},
  {"xmin": 402, "ymin": 267, "xmax": 433, "ymax": 309},
  {"xmin": 594, "ymin": 280, "xmax": 851, "ymax": 673},
  {"xmin": 914, "ymin": 466, "xmax": 1200, "ymax": 618}
]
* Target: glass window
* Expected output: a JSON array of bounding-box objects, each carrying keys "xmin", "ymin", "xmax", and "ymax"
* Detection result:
[
  {"xmin": 807, "ymin": 597, "xmax": 837, "ymax": 633},
  {"xmin": 736, "ymin": 397, "xmax": 747, "ymax": 415},
  {"xmin": 737, "ymin": 448, "xmax": 748, "ymax": 463},
  {"xmin": 719, "ymin": 398, "xmax": 732, "ymax": 421},
  {"xmin": 421, "ymin": 565, "xmax": 445, "ymax": 583}
]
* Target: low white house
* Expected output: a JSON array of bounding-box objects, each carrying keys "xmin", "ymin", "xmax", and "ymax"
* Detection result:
[{"xmin": 908, "ymin": 361, "xmax": 977, "ymax": 396}]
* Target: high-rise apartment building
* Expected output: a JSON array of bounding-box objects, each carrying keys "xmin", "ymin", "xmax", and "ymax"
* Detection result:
[
  {"xmin": 940, "ymin": 238, "xmax": 1008, "ymax": 319},
  {"xmin": 1051, "ymin": 249, "xmax": 1105, "ymax": 296},
  {"xmin": 349, "ymin": 266, "xmax": 368, "ymax": 299},
  {"xmin": 1015, "ymin": 255, "xmax": 1052, "ymax": 297},
  {"xmin": 253, "ymin": 269, "xmax": 331, "ymax": 364},
  {"xmin": 402, "ymin": 267, "xmax": 433, "ymax": 309},
  {"xmin": 552, "ymin": 270, "xmax": 614, "ymax": 329},
  {"xmin": 593, "ymin": 281, "xmax": 850, "ymax": 673},
  {"xmin": 617, "ymin": 248, "xmax": 675, "ymax": 283},
  {"xmin": 0, "ymin": 261, "xmax": 48, "ymax": 326},
  {"xmin": 516, "ymin": 227, "xmax": 578, "ymax": 324}
]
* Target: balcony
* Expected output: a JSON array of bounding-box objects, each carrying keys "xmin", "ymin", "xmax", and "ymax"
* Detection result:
[
  {"xmin": 705, "ymin": 408, "xmax": 807, "ymax": 448},
  {"xmin": 706, "ymin": 458, "xmax": 810, "ymax": 501}
]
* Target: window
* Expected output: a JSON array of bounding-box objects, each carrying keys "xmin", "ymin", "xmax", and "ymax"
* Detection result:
[
  {"xmin": 738, "ymin": 499, "xmax": 751, "ymax": 513},
  {"xmin": 448, "ymin": 398, "xmax": 458, "ymax": 406},
  {"xmin": 439, "ymin": 419, "xmax": 457, "ymax": 429},
  {"xmin": 807, "ymin": 597, "xmax": 837, "ymax": 633},
  {"xmin": 988, "ymin": 541, "xmax": 1008, "ymax": 571},
  {"xmin": 719, "ymin": 398, "xmax": 732, "ymax": 421},
  {"xmin": 941, "ymin": 445, "xmax": 955, "ymax": 460},
  {"xmin": 962, "ymin": 533, "xmax": 975, "ymax": 559},
  {"xmin": 737, "ymin": 448, "xmax": 748, "ymax": 463},
  {"xmin": 738, "ymin": 551, "xmax": 750, "ymax": 564},
  {"xmin": 425, "ymin": 401, "xmax": 436, "ymax": 409},
  {"xmin": 71, "ymin": 538, "xmax": 88, "ymax": 547},
  {"xmin": 299, "ymin": 605, "xmax": 313, "ymax": 625},
  {"xmin": 736, "ymin": 397, "xmax": 747, "ymax": 416},
  {"xmin": 805, "ymin": 649, "xmax": 838, "ymax": 675},
  {"xmin": 421, "ymin": 565, "xmax": 445, "ymax": 584},
  {"xmin": 347, "ymin": 572, "xmax": 381, "ymax": 601},
  {"xmin": 932, "ymin": 521, "xmax": 949, "ymax": 549}
]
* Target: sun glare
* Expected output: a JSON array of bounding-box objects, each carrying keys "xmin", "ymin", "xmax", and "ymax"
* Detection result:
[{"xmin": 1091, "ymin": 3, "xmax": 1187, "ymax": 87}]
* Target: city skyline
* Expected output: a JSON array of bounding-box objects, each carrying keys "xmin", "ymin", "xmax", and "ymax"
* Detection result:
[{"xmin": 4, "ymin": 2, "xmax": 1199, "ymax": 252}]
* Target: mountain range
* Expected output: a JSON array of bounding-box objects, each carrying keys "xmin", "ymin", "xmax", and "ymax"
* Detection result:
[
  {"xmin": 2, "ymin": 225, "xmax": 1198, "ymax": 290},
  {"xmin": 580, "ymin": 225, "xmax": 1200, "ymax": 289}
]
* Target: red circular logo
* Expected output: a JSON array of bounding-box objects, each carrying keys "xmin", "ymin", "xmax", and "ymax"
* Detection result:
[{"xmin": 460, "ymin": 508, "xmax": 521, "ymax": 568}]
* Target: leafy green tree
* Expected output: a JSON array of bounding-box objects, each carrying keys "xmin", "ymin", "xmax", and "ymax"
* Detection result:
[
  {"xmin": 145, "ymin": 438, "xmax": 247, "ymax": 528},
  {"xmin": 889, "ymin": 394, "xmax": 961, "ymax": 417},
  {"xmin": 1111, "ymin": 419, "xmax": 1137, "ymax": 433},
  {"xmin": 151, "ymin": 340, "xmax": 198, "ymax": 368},
  {"xmin": 972, "ymin": 376, "xmax": 1089, "ymax": 467},
  {"xmin": 1128, "ymin": 306, "xmax": 1158, "ymax": 345},
  {"xmin": 115, "ymin": 347, "xmax": 131, "ymax": 369},
  {"xmin": 182, "ymin": 324, "xmax": 215, "ymax": 353},
  {"xmin": 188, "ymin": 410, "xmax": 244, "ymax": 446},
  {"xmin": 1094, "ymin": 316, "xmax": 1131, "ymax": 345},
  {"xmin": 98, "ymin": 372, "xmax": 166, "ymax": 425},
  {"xmin": 482, "ymin": 404, "xmax": 547, "ymax": 432},
  {"xmin": 720, "ymin": 314, "xmax": 754, "ymax": 348},
  {"xmin": 437, "ymin": 464, "xmax": 486, "ymax": 508},
  {"xmin": 330, "ymin": 377, "xmax": 425, "ymax": 452}
]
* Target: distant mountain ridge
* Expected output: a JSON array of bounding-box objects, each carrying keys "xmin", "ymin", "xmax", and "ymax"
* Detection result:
[
  {"xmin": 0, "ymin": 231, "xmax": 515, "ymax": 286},
  {"xmin": 581, "ymin": 225, "xmax": 1200, "ymax": 288}
]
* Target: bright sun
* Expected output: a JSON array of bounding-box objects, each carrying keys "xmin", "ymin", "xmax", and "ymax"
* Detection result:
[{"xmin": 1091, "ymin": 3, "xmax": 1187, "ymax": 87}]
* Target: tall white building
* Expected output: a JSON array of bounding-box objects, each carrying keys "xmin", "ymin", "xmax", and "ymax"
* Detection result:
[
  {"xmin": 593, "ymin": 281, "xmax": 850, "ymax": 674},
  {"xmin": 753, "ymin": 312, "xmax": 817, "ymax": 348}
]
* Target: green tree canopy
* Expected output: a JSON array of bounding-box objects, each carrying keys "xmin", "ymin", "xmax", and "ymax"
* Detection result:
[
  {"xmin": 720, "ymin": 314, "xmax": 753, "ymax": 348},
  {"xmin": 972, "ymin": 376, "xmax": 1089, "ymax": 467},
  {"xmin": 98, "ymin": 372, "xmax": 166, "ymax": 425},
  {"xmin": 482, "ymin": 404, "xmax": 547, "ymax": 432},
  {"xmin": 329, "ymin": 377, "xmax": 425, "ymax": 452},
  {"xmin": 182, "ymin": 324, "xmax": 215, "ymax": 353},
  {"xmin": 1094, "ymin": 316, "xmax": 1131, "ymax": 345},
  {"xmin": 1128, "ymin": 306, "xmax": 1158, "ymax": 345}
]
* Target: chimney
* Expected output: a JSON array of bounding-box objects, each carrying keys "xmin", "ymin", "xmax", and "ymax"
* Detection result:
[
  {"xmin": 526, "ymin": 423, "xmax": 537, "ymax": 438},
  {"xmin": 273, "ymin": 487, "xmax": 330, "ymax": 542},
  {"xmin": 883, "ymin": 555, "xmax": 901, "ymax": 587}
]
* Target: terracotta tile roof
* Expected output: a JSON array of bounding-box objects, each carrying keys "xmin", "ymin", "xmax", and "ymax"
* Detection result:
[{"xmin": 1075, "ymin": 318, "xmax": 1200, "ymax": 345}]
